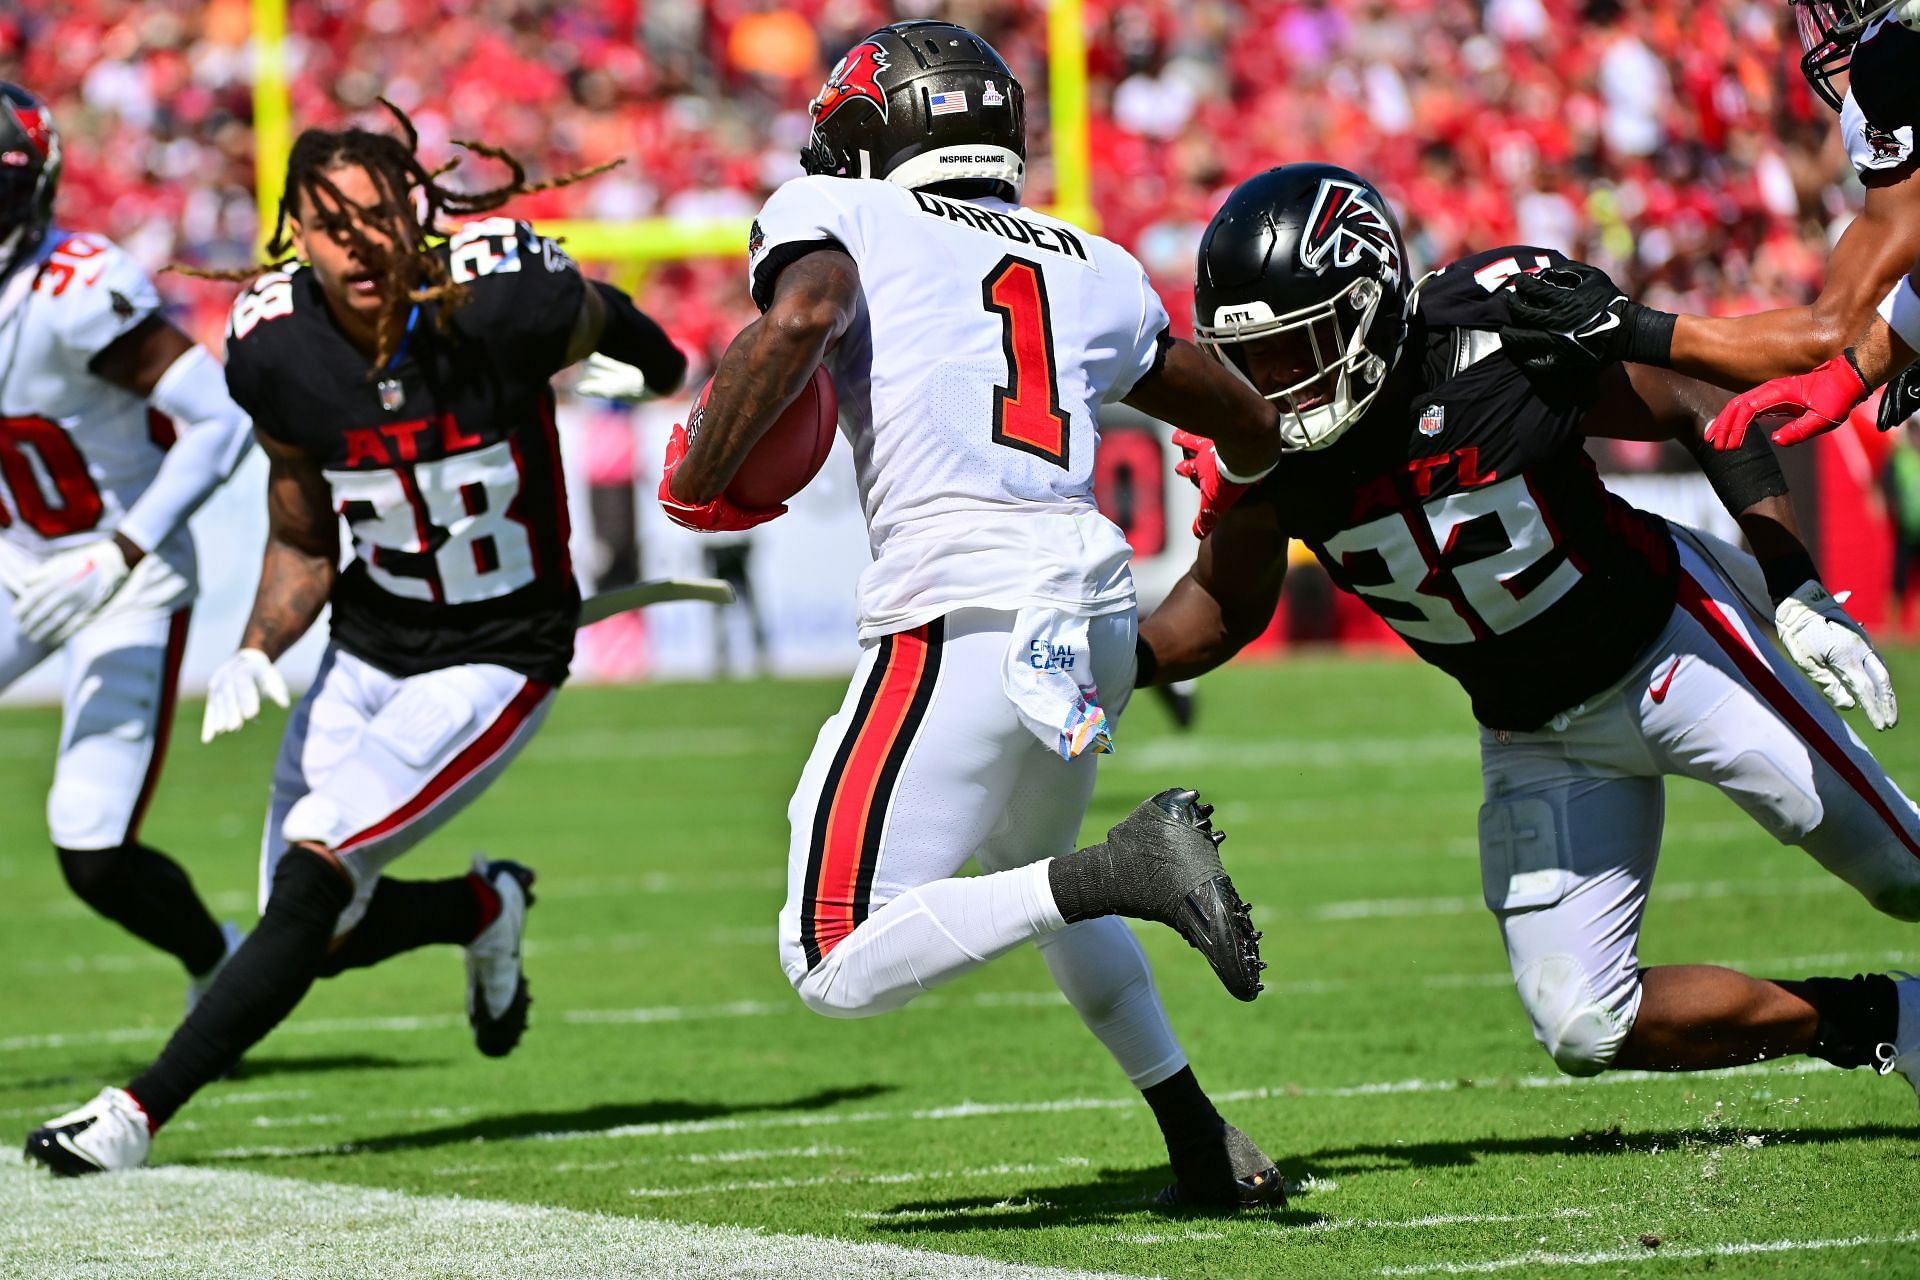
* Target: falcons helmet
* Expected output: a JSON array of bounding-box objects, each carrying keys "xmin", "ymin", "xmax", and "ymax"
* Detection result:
[
  {"xmin": 1194, "ymin": 164, "xmax": 1410, "ymax": 451},
  {"xmin": 799, "ymin": 21, "xmax": 1026, "ymax": 204},
  {"xmin": 0, "ymin": 83, "xmax": 60, "ymax": 273}
]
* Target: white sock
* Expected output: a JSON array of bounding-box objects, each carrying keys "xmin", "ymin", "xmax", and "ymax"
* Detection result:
[
  {"xmin": 1036, "ymin": 916, "xmax": 1187, "ymax": 1087},
  {"xmin": 794, "ymin": 860, "xmax": 1064, "ymax": 1018}
]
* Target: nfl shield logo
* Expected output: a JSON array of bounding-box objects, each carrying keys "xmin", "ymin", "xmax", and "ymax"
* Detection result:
[
  {"xmin": 378, "ymin": 378, "xmax": 406, "ymax": 412},
  {"xmin": 1418, "ymin": 404, "xmax": 1445, "ymax": 437}
]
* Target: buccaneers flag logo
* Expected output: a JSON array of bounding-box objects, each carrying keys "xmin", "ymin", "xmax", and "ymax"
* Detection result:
[
  {"xmin": 810, "ymin": 42, "xmax": 891, "ymax": 125},
  {"xmin": 1298, "ymin": 178, "xmax": 1400, "ymax": 277}
]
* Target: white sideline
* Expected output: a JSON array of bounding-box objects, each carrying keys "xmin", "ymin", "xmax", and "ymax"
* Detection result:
[
  {"xmin": 1376, "ymin": 1230, "xmax": 1920, "ymax": 1275},
  {"xmin": 0, "ymin": 1162, "xmax": 1142, "ymax": 1280}
]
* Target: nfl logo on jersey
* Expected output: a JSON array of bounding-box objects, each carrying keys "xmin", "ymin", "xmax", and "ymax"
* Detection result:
[{"xmin": 1419, "ymin": 404, "xmax": 1446, "ymax": 436}]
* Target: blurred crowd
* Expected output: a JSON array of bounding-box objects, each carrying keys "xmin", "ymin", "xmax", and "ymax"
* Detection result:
[{"xmin": 1, "ymin": 0, "xmax": 1854, "ymax": 372}]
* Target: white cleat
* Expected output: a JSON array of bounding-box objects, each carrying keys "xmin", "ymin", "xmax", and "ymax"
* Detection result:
[
  {"xmin": 465, "ymin": 855, "xmax": 535, "ymax": 1058},
  {"xmin": 1874, "ymin": 972, "xmax": 1920, "ymax": 1104},
  {"xmin": 186, "ymin": 921, "xmax": 246, "ymax": 1016},
  {"xmin": 23, "ymin": 1087, "xmax": 151, "ymax": 1176}
]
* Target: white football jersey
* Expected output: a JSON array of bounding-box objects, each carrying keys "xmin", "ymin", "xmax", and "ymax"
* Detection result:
[
  {"xmin": 747, "ymin": 177, "xmax": 1170, "ymax": 637},
  {"xmin": 0, "ymin": 230, "xmax": 169, "ymax": 560}
]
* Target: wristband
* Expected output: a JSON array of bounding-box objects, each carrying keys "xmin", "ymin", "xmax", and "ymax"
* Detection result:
[
  {"xmin": 1214, "ymin": 452, "xmax": 1277, "ymax": 486},
  {"xmin": 1134, "ymin": 633, "xmax": 1161, "ymax": 688},
  {"xmin": 1877, "ymin": 275, "xmax": 1920, "ymax": 356},
  {"xmin": 1622, "ymin": 302, "xmax": 1677, "ymax": 367},
  {"xmin": 1761, "ymin": 550, "xmax": 1821, "ymax": 606}
]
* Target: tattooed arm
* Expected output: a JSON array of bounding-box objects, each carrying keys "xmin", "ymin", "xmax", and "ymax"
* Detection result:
[{"xmin": 241, "ymin": 431, "xmax": 339, "ymax": 661}]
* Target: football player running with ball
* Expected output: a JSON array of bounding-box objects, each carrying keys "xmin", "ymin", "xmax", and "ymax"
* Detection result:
[
  {"xmin": 0, "ymin": 85, "xmax": 253, "ymax": 1008},
  {"xmin": 1149, "ymin": 164, "xmax": 1920, "ymax": 1100},
  {"xmin": 664, "ymin": 22, "xmax": 1286, "ymax": 1207},
  {"xmin": 26, "ymin": 106, "xmax": 684, "ymax": 1176}
]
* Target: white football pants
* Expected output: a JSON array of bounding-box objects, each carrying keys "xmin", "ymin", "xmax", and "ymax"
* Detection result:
[
  {"xmin": 777, "ymin": 606, "xmax": 1187, "ymax": 1089},
  {"xmin": 259, "ymin": 645, "xmax": 555, "ymax": 936},
  {"xmin": 1481, "ymin": 526, "xmax": 1920, "ymax": 1075}
]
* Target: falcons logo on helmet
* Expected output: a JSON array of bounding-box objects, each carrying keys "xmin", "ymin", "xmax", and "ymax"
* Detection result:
[
  {"xmin": 811, "ymin": 42, "xmax": 891, "ymax": 125},
  {"xmin": 1298, "ymin": 178, "xmax": 1399, "ymax": 277}
]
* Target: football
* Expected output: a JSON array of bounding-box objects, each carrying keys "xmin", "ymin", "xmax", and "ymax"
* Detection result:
[{"xmin": 711, "ymin": 365, "xmax": 839, "ymax": 509}]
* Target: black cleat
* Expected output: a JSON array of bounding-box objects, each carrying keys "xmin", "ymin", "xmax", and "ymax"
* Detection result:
[
  {"xmin": 1157, "ymin": 1120, "xmax": 1287, "ymax": 1211},
  {"xmin": 1091, "ymin": 789, "xmax": 1266, "ymax": 1001},
  {"xmin": 1153, "ymin": 681, "xmax": 1198, "ymax": 731}
]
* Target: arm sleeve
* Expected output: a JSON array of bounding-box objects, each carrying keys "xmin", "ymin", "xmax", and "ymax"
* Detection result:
[
  {"xmin": 444, "ymin": 218, "xmax": 587, "ymax": 377},
  {"xmin": 590, "ymin": 281, "xmax": 687, "ymax": 392},
  {"xmin": 116, "ymin": 345, "xmax": 257, "ymax": 553},
  {"xmin": 1101, "ymin": 267, "xmax": 1174, "ymax": 403},
  {"xmin": 746, "ymin": 178, "xmax": 857, "ymax": 313},
  {"xmin": 51, "ymin": 235, "xmax": 161, "ymax": 363}
]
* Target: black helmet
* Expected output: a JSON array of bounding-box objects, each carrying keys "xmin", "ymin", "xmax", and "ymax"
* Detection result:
[
  {"xmin": 0, "ymin": 83, "xmax": 59, "ymax": 272},
  {"xmin": 1194, "ymin": 164, "xmax": 1410, "ymax": 451},
  {"xmin": 799, "ymin": 21, "xmax": 1026, "ymax": 204},
  {"xmin": 1792, "ymin": 0, "xmax": 1900, "ymax": 110}
]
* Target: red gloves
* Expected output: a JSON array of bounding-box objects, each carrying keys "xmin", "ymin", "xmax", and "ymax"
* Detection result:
[
  {"xmin": 658, "ymin": 421, "xmax": 786, "ymax": 532},
  {"xmin": 1706, "ymin": 353, "xmax": 1871, "ymax": 451},
  {"xmin": 1171, "ymin": 428, "xmax": 1255, "ymax": 538}
]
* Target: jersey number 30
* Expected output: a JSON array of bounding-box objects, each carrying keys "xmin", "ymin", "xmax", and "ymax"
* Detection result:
[
  {"xmin": 983, "ymin": 255, "xmax": 1068, "ymax": 468},
  {"xmin": 327, "ymin": 440, "xmax": 537, "ymax": 605}
]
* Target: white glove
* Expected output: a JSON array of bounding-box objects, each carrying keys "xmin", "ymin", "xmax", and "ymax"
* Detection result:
[
  {"xmin": 1774, "ymin": 581, "xmax": 1898, "ymax": 730},
  {"xmin": 11, "ymin": 540, "xmax": 130, "ymax": 645},
  {"xmin": 574, "ymin": 353, "xmax": 656, "ymax": 403},
  {"xmin": 201, "ymin": 648, "xmax": 290, "ymax": 743}
]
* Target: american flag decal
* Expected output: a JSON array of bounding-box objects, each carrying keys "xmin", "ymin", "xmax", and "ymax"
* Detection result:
[{"xmin": 928, "ymin": 91, "xmax": 967, "ymax": 117}]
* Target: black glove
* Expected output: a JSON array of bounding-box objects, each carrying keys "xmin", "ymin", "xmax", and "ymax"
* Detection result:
[
  {"xmin": 1499, "ymin": 261, "xmax": 1676, "ymax": 380},
  {"xmin": 1877, "ymin": 360, "xmax": 1920, "ymax": 432}
]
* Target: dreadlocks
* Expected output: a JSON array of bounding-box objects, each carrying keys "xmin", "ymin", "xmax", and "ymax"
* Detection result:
[{"xmin": 175, "ymin": 100, "xmax": 616, "ymax": 370}]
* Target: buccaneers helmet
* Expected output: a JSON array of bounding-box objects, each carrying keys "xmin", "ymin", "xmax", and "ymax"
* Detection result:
[
  {"xmin": 1194, "ymin": 164, "xmax": 1410, "ymax": 451},
  {"xmin": 0, "ymin": 83, "xmax": 59, "ymax": 271},
  {"xmin": 1793, "ymin": 0, "xmax": 1917, "ymax": 110},
  {"xmin": 799, "ymin": 21, "xmax": 1026, "ymax": 204}
]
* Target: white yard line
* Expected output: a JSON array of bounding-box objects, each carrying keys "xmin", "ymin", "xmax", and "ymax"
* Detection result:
[
  {"xmin": 0, "ymin": 1162, "xmax": 1143, "ymax": 1280},
  {"xmin": 1376, "ymin": 1230, "xmax": 1920, "ymax": 1276},
  {"xmin": 625, "ymin": 1157, "xmax": 1091, "ymax": 1200},
  {"xmin": 198, "ymin": 1059, "xmax": 1840, "ymax": 1162}
]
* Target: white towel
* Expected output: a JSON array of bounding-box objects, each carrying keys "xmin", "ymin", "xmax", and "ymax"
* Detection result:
[{"xmin": 1002, "ymin": 606, "xmax": 1113, "ymax": 761}]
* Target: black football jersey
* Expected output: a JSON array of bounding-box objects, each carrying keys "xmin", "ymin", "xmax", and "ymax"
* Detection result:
[
  {"xmin": 224, "ymin": 219, "xmax": 584, "ymax": 685},
  {"xmin": 1253, "ymin": 246, "xmax": 1677, "ymax": 730},
  {"xmin": 1845, "ymin": 16, "xmax": 1920, "ymax": 185}
]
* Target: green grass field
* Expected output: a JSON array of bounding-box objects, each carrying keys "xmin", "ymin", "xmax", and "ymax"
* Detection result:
[{"xmin": 2, "ymin": 656, "xmax": 1917, "ymax": 1278}]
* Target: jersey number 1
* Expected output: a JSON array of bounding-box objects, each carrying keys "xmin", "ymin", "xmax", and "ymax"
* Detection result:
[{"xmin": 983, "ymin": 255, "xmax": 1068, "ymax": 468}]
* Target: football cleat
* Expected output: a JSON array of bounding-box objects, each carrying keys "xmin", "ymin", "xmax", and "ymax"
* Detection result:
[
  {"xmin": 465, "ymin": 856, "xmax": 535, "ymax": 1058},
  {"xmin": 1094, "ymin": 788, "xmax": 1266, "ymax": 1002},
  {"xmin": 1157, "ymin": 1119, "xmax": 1287, "ymax": 1211},
  {"xmin": 185, "ymin": 921, "xmax": 246, "ymax": 1016},
  {"xmin": 23, "ymin": 1087, "xmax": 150, "ymax": 1176},
  {"xmin": 1873, "ymin": 972, "xmax": 1920, "ymax": 1104}
]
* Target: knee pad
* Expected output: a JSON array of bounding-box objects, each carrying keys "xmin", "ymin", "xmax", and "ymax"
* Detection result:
[
  {"xmin": 1513, "ymin": 953, "xmax": 1636, "ymax": 1076},
  {"xmin": 282, "ymin": 794, "xmax": 351, "ymax": 851},
  {"xmin": 56, "ymin": 844, "xmax": 125, "ymax": 903},
  {"xmin": 789, "ymin": 954, "xmax": 884, "ymax": 1020},
  {"xmin": 266, "ymin": 847, "xmax": 355, "ymax": 932}
]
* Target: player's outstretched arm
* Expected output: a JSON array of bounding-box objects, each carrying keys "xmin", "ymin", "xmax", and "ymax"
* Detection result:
[
  {"xmin": 570, "ymin": 282, "xmax": 688, "ymax": 399},
  {"xmin": 1138, "ymin": 498, "xmax": 1288, "ymax": 687},
  {"xmin": 1122, "ymin": 338, "xmax": 1282, "ymax": 497},
  {"xmin": 1589, "ymin": 363, "xmax": 1896, "ymax": 728},
  {"xmin": 668, "ymin": 249, "xmax": 858, "ymax": 507},
  {"xmin": 1668, "ymin": 176, "xmax": 1920, "ymax": 390}
]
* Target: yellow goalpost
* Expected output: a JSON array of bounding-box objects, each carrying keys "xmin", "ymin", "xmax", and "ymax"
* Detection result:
[{"xmin": 249, "ymin": 0, "xmax": 1095, "ymax": 271}]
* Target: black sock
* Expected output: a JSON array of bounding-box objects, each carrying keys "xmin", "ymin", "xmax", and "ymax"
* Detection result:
[
  {"xmin": 1048, "ymin": 845, "xmax": 1116, "ymax": 924},
  {"xmin": 1142, "ymin": 1066, "xmax": 1223, "ymax": 1151},
  {"xmin": 127, "ymin": 849, "xmax": 351, "ymax": 1128},
  {"xmin": 58, "ymin": 843, "xmax": 227, "ymax": 976},
  {"xmin": 1794, "ymin": 974, "xmax": 1899, "ymax": 1069},
  {"xmin": 316, "ymin": 873, "xmax": 494, "ymax": 976}
]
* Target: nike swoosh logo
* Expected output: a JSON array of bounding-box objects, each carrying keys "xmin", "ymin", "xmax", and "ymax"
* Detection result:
[
  {"xmin": 1649, "ymin": 659, "xmax": 1681, "ymax": 703},
  {"xmin": 1576, "ymin": 310, "xmax": 1621, "ymax": 341},
  {"xmin": 54, "ymin": 1129, "xmax": 103, "ymax": 1169}
]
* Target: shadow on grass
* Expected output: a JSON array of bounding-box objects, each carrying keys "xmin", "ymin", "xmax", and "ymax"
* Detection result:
[
  {"xmin": 199, "ymin": 1082, "xmax": 896, "ymax": 1161},
  {"xmin": 1297, "ymin": 1120, "xmax": 1920, "ymax": 1176},
  {"xmin": 863, "ymin": 1167, "xmax": 1314, "ymax": 1233},
  {"xmin": 227, "ymin": 1052, "xmax": 432, "ymax": 1080}
]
